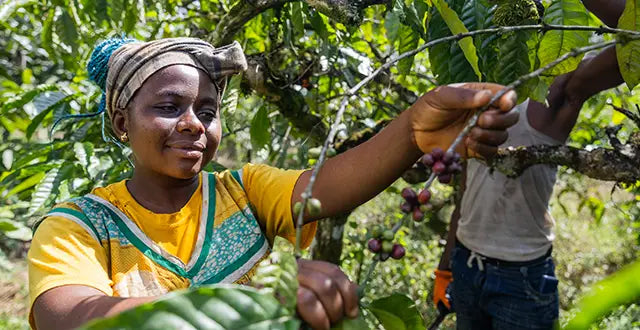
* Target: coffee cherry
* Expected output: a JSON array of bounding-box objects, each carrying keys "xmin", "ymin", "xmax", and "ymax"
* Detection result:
[
  {"xmin": 326, "ymin": 147, "xmax": 337, "ymax": 157},
  {"xmin": 432, "ymin": 161, "xmax": 446, "ymax": 174},
  {"xmin": 431, "ymin": 148, "xmax": 444, "ymax": 160},
  {"xmin": 391, "ymin": 244, "xmax": 406, "ymax": 259},
  {"xmin": 383, "ymin": 230, "xmax": 395, "ymax": 241},
  {"xmin": 400, "ymin": 201, "xmax": 413, "ymax": 214},
  {"xmin": 307, "ymin": 198, "xmax": 322, "ymax": 216},
  {"xmin": 449, "ymin": 162, "xmax": 462, "ymax": 173},
  {"xmin": 421, "ymin": 154, "xmax": 435, "ymax": 167},
  {"xmin": 438, "ymin": 174, "xmax": 452, "ymax": 184},
  {"xmin": 401, "ymin": 188, "xmax": 418, "ymax": 205},
  {"xmin": 442, "ymin": 151, "xmax": 454, "ymax": 165},
  {"xmin": 382, "ymin": 241, "xmax": 394, "ymax": 253},
  {"xmin": 293, "ymin": 202, "xmax": 303, "ymax": 217},
  {"xmin": 412, "ymin": 208, "xmax": 424, "ymax": 222},
  {"xmin": 368, "ymin": 239, "xmax": 382, "ymax": 253},
  {"xmin": 379, "ymin": 253, "xmax": 390, "ymax": 261},
  {"xmin": 453, "ymin": 152, "xmax": 461, "ymax": 162},
  {"xmin": 371, "ymin": 225, "xmax": 383, "ymax": 238},
  {"xmin": 418, "ymin": 189, "xmax": 431, "ymax": 205}
]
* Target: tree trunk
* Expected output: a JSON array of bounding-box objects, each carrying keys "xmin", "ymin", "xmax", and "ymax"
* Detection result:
[{"xmin": 311, "ymin": 213, "xmax": 350, "ymax": 265}]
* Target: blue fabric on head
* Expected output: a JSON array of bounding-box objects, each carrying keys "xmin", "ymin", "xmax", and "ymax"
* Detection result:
[{"xmin": 86, "ymin": 37, "xmax": 137, "ymax": 115}]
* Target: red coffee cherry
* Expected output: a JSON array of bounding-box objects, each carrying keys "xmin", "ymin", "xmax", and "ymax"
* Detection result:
[
  {"xmin": 442, "ymin": 151, "xmax": 454, "ymax": 165},
  {"xmin": 418, "ymin": 189, "xmax": 431, "ymax": 205},
  {"xmin": 438, "ymin": 174, "xmax": 452, "ymax": 184},
  {"xmin": 368, "ymin": 239, "xmax": 382, "ymax": 253},
  {"xmin": 401, "ymin": 187, "xmax": 418, "ymax": 205},
  {"xmin": 421, "ymin": 154, "xmax": 435, "ymax": 166},
  {"xmin": 391, "ymin": 244, "xmax": 406, "ymax": 259},
  {"xmin": 431, "ymin": 148, "xmax": 445, "ymax": 160},
  {"xmin": 400, "ymin": 202, "xmax": 413, "ymax": 214},
  {"xmin": 412, "ymin": 208, "xmax": 424, "ymax": 222},
  {"xmin": 432, "ymin": 161, "xmax": 446, "ymax": 174}
]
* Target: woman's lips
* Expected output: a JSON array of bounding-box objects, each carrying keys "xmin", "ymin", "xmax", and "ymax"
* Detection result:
[{"xmin": 167, "ymin": 142, "xmax": 205, "ymax": 159}]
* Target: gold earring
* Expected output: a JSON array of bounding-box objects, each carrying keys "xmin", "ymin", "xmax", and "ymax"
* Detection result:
[{"xmin": 120, "ymin": 132, "xmax": 128, "ymax": 142}]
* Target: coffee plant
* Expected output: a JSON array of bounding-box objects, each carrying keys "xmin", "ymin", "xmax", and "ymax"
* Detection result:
[{"xmin": 2, "ymin": 0, "xmax": 640, "ymax": 328}]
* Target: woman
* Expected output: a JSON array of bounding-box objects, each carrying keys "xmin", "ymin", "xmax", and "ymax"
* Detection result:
[{"xmin": 28, "ymin": 37, "xmax": 518, "ymax": 330}]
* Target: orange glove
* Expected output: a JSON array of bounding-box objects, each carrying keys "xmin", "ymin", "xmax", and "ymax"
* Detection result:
[
  {"xmin": 433, "ymin": 269, "xmax": 453, "ymax": 310},
  {"xmin": 409, "ymin": 83, "xmax": 518, "ymax": 159}
]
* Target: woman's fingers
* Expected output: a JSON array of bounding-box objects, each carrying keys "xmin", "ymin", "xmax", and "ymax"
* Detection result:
[
  {"xmin": 298, "ymin": 260, "xmax": 359, "ymax": 319},
  {"xmin": 296, "ymin": 286, "xmax": 330, "ymax": 330},
  {"xmin": 465, "ymin": 137, "xmax": 499, "ymax": 159},
  {"xmin": 297, "ymin": 265, "xmax": 344, "ymax": 324}
]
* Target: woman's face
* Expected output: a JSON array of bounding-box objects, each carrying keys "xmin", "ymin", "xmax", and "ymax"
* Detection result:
[{"xmin": 124, "ymin": 65, "xmax": 221, "ymax": 180}]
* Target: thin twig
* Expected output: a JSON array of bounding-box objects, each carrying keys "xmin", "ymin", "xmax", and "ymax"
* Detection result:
[{"xmin": 609, "ymin": 103, "xmax": 640, "ymax": 127}]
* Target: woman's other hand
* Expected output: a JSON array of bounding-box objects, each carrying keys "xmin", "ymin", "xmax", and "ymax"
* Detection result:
[{"xmin": 296, "ymin": 259, "xmax": 359, "ymax": 330}]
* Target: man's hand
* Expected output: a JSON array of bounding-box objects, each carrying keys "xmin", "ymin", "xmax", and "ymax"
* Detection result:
[
  {"xmin": 410, "ymin": 83, "xmax": 518, "ymax": 159},
  {"xmin": 296, "ymin": 259, "xmax": 359, "ymax": 330},
  {"xmin": 433, "ymin": 269, "xmax": 453, "ymax": 312}
]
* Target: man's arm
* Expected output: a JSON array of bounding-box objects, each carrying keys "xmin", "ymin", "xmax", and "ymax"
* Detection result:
[
  {"xmin": 528, "ymin": 46, "xmax": 623, "ymax": 141},
  {"xmin": 582, "ymin": 0, "xmax": 625, "ymax": 27}
]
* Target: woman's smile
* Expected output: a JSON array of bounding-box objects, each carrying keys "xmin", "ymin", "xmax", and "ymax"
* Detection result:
[{"xmin": 166, "ymin": 140, "xmax": 206, "ymax": 159}]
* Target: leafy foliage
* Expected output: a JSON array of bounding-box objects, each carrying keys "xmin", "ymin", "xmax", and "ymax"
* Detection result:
[{"xmin": 616, "ymin": 0, "xmax": 640, "ymax": 89}]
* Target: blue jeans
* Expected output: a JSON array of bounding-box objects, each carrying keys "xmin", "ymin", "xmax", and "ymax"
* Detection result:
[{"xmin": 450, "ymin": 242, "xmax": 559, "ymax": 330}]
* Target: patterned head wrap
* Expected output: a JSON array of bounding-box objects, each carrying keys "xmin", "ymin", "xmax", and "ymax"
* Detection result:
[{"xmin": 87, "ymin": 37, "xmax": 248, "ymax": 121}]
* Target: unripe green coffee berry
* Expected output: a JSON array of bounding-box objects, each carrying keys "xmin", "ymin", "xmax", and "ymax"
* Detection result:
[
  {"xmin": 382, "ymin": 241, "xmax": 394, "ymax": 253},
  {"xmin": 308, "ymin": 147, "xmax": 322, "ymax": 159},
  {"xmin": 307, "ymin": 198, "xmax": 322, "ymax": 216},
  {"xmin": 382, "ymin": 229, "xmax": 394, "ymax": 241},
  {"xmin": 293, "ymin": 202, "xmax": 303, "ymax": 217},
  {"xmin": 371, "ymin": 225, "xmax": 383, "ymax": 238}
]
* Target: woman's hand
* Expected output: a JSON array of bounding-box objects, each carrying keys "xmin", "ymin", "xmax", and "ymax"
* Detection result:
[
  {"xmin": 296, "ymin": 259, "xmax": 359, "ymax": 330},
  {"xmin": 410, "ymin": 82, "xmax": 518, "ymax": 159}
]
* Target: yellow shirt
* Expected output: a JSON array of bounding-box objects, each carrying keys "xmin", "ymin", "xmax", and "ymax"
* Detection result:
[{"xmin": 28, "ymin": 164, "xmax": 316, "ymax": 327}]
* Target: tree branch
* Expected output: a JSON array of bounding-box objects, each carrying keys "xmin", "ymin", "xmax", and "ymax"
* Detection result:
[
  {"xmin": 487, "ymin": 144, "xmax": 640, "ymax": 183},
  {"xmin": 609, "ymin": 103, "xmax": 640, "ymax": 127}
]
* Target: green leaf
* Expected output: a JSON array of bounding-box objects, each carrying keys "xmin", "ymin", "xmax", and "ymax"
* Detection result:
[
  {"xmin": 26, "ymin": 94, "xmax": 74, "ymax": 140},
  {"xmin": 2, "ymin": 149, "xmax": 13, "ymax": 170},
  {"xmin": 57, "ymin": 9, "xmax": 79, "ymax": 51},
  {"xmin": 432, "ymin": 0, "xmax": 481, "ymax": 80},
  {"xmin": 385, "ymin": 10, "xmax": 401, "ymax": 46},
  {"xmin": 397, "ymin": 25, "xmax": 419, "ymax": 75},
  {"xmin": 5, "ymin": 172, "xmax": 46, "ymax": 198},
  {"xmin": 310, "ymin": 11, "xmax": 329, "ymax": 41},
  {"xmin": 402, "ymin": 1, "xmax": 426, "ymax": 40},
  {"xmin": 124, "ymin": 0, "xmax": 138, "ymax": 32},
  {"xmin": 27, "ymin": 166, "xmax": 60, "ymax": 216},
  {"xmin": 564, "ymin": 261, "xmax": 640, "ymax": 329},
  {"xmin": 73, "ymin": 142, "xmax": 94, "ymax": 168},
  {"xmin": 41, "ymin": 9, "xmax": 56, "ymax": 57},
  {"xmin": 538, "ymin": 0, "xmax": 590, "ymax": 76},
  {"xmin": 0, "ymin": 0, "xmax": 36, "ymax": 22},
  {"xmin": 81, "ymin": 285, "xmax": 300, "ymax": 329},
  {"xmin": 368, "ymin": 294, "xmax": 425, "ymax": 330},
  {"xmin": 250, "ymin": 106, "xmax": 270, "ymax": 151},
  {"xmin": 427, "ymin": 6, "xmax": 453, "ymax": 84},
  {"xmin": 290, "ymin": 2, "xmax": 304, "ymax": 36},
  {"xmin": 495, "ymin": 31, "xmax": 533, "ymax": 100},
  {"xmin": 252, "ymin": 252, "xmax": 299, "ymax": 312},
  {"xmin": 1, "ymin": 85, "xmax": 58, "ymax": 114},
  {"xmin": 332, "ymin": 314, "xmax": 370, "ymax": 329},
  {"xmin": 616, "ymin": 0, "xmax": 640, "ymax": 89}
]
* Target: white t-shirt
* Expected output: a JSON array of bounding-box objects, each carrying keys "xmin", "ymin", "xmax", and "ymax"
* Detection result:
[{"xmin": 456, "ymin": 100, "xmax": 562, "ymax": 261}]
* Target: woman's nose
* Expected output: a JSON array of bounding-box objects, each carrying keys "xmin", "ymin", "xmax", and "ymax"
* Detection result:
[{"xmin": 176, "ymin": 108, "xmax": 205, "ymax": 134}]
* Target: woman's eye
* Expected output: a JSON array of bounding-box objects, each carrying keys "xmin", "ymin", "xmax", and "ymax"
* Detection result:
[
  {"xmin": 155, "ymin": 105, "xmax": 179, "ymax": 113},
  {"xmin": 199, "ymin": 109, "xmax": 217, "ymax": 120}
]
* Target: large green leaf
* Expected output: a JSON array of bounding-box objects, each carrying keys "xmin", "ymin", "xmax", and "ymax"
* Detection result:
[
  {"xmin": 5, "ymin": 171, "xmax": 46, "ymax": 198},
  {"xmin": 81, "ymin": 285, "xmax": 300, "ymax": 330},
  {"xmin": 252, "ymin": 252, "xmax": 299, "ymax": 311},
  {"xmin": 432, "ymin": 0, "xmax": 481, "ymax": 80},
  {"xmin": 1, "ymin": 85, "xmax": 59, "ymax": 114},
  {"xmin": 368, "ymin": 294, "xmax": 425, "ymax": 330},
  {"xmin": 397, "ymin": 25, "xmax": 420, "ymax": 76},
  {"xmin": 250, "ymin": 106, "xmax": 270, "ymax": 151},
  {"xmin": 310, "ymin": 11, "xmax": 329, "ymax": 41},
  {"xmin": 27, "ymin": 166, "xmax": 61, "ymax": 216},
  {"xmin": 538, "ymin": 0, "xmax": 590, "ymax": 75},
  {"xmin": 57, "ymin": 9, "xmax": 79, "ymax": 51},
  {"xmin": 616, "ymin": 0, "xmax": 640, "ymax": 89},
  {"xmin": 494, "ymin": 31, "xmax": 533, "ymax": 101},
  {"xmin": 564, "ymin": 261, "xmax": 640, "ymax": 329}
]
